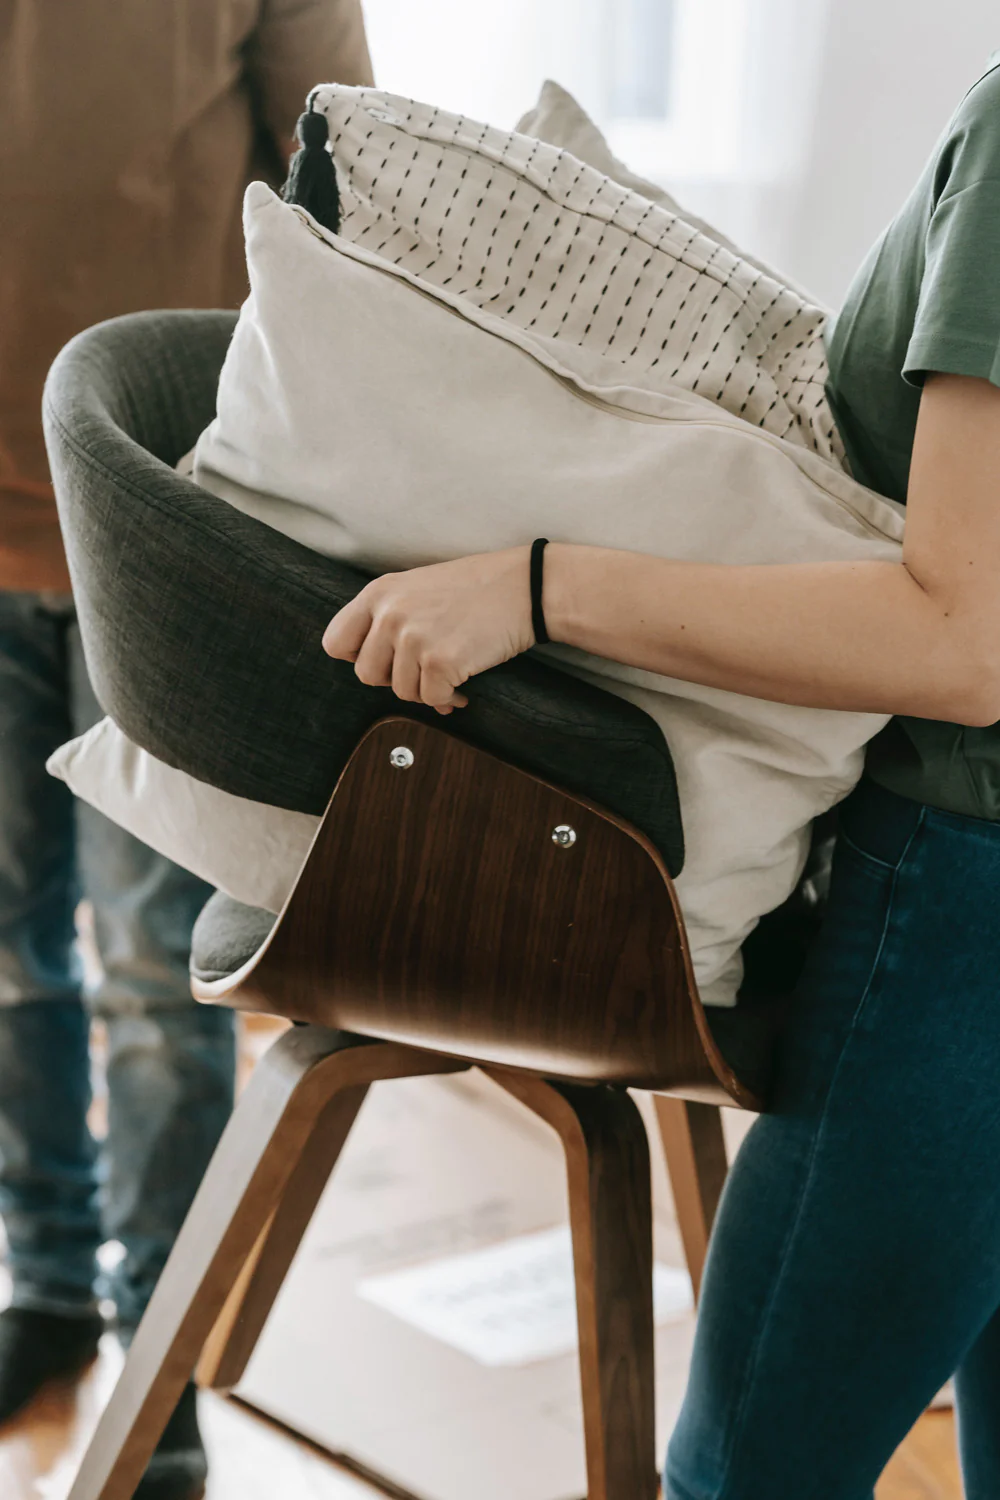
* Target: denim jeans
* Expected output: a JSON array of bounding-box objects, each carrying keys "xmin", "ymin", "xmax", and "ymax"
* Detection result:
[
  {"xmin": 0, "ymin": 592, "xmax": 235, "ymax": 1332},
  {"xmin": 665, "ymin": 776, "xmax": 1000, "ymax": 1500}
]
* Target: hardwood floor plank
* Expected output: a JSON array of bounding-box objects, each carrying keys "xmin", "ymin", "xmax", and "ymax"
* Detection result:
[
  {"xmin": 0, "ymin": 1339, "xmax": 383, "ymax": 1499},
  {"xmin": 0, "ymin": 1021, "xmax": 966, "ymax": 1499},
  {"xmin": 877, "ymin": 1412, "xmax": 962, "ymax": 1500},
  {"xmin": 0, "ymin": 1331, "xmax": 965, "ymax": 1500}
]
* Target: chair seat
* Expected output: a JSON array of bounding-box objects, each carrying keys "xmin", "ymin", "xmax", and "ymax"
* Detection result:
[
  {"xmin": 192, "ymin": 889, "xmax": 782, "ymax": 1100},
  {"xmin": 191, "ymin": 892, "xmax": 276, "ymax": 985}
]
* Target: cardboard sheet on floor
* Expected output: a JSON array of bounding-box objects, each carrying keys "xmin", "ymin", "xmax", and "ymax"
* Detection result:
[{"xmin": 235, "ymin": 1071, "xmax": 712, "ymax": 1500}]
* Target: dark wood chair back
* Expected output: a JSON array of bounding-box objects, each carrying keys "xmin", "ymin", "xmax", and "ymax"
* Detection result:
[{"xmin": 195, "ymin": 718, "xmax": 761, "ymax": 1110}]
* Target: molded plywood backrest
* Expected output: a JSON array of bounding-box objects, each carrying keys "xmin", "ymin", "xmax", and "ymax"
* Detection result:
[{"xmin": 223, "ymin": 720, "xmax": 757, "ymax": 1106}]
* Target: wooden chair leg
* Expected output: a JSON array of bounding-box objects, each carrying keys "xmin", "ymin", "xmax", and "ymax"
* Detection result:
[
  {"xmin": 195, "ymin": 1081, "xmax": 366, "ymax": 1392},
  {"xmin": 653, "ymin": 1096, "xmax": 728, "ymax": 1302},
  {"xmin": 68, "ymin": 1027, "xmax": 463, "ymax": 1500},
  {"xmin": 488, "ymin": 1071, "xmax": 657, "ymax": 1500},
  {"xmin": 198, "ymin": 1049, "xmax": 472, "ymax": 1393}
]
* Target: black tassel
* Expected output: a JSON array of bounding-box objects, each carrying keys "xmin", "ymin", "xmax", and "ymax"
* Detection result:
[{"xmin": 282, "ymin": 106, "xmax": 340, "ymax": 233}]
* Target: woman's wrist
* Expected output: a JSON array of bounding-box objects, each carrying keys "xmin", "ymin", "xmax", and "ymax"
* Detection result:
[{"xmin": 538, "ymin": 541, "xmax": 584, "ymax": 646}]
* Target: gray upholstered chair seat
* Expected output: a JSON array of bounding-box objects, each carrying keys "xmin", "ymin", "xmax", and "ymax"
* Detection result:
[{"xmin": 191, "ymin": 892, "xmax": 277, "ymax": 985}]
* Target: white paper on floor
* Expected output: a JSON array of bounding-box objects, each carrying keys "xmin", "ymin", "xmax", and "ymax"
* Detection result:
[{"xmin": 357, "ymin": 1223, "xmax": 694, "ymax": 1367}]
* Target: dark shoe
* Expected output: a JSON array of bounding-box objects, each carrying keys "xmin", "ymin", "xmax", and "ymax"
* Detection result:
[
  {"xmin": 0, "ymin": 1306, "xmax": 104, "ymax": 1425},
  {"xmin": 134, "ymin": 1382, "xmax": 208, "ymax": 1500}
]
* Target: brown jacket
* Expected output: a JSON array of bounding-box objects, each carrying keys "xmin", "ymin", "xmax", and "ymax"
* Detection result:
[{"xmin": 0, "ymin": 0, "xmax": 372, "ymax": 591}]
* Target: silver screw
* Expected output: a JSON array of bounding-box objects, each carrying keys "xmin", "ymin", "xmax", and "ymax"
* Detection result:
[
  {"xmin": 552, "ymin": 824, "xmax": 577, "ymax": 848},
  {"xmin": 390, "ymin": 746, "xmax": 414, "ymax": 769}
]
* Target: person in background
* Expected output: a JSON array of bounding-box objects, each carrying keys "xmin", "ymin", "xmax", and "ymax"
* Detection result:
[{"xmin": 0, "ymin": 4, "xmax": 371, "ymax": 1497}]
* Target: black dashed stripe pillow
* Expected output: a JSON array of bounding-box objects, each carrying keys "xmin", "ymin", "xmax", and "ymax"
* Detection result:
[{"xmin": 310, "ymin": 85, "xmax": 845, "ymax": 470}]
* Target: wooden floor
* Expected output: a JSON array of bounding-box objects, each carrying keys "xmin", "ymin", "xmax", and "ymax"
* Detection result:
[
  {"xmin": 0, "ymin": 1015, "xmax": 963, "ymax": 1498},
  {"xmin": 0, "ymin": 1335, "xmax": 964, "ymax": 1499},
  {"xmin": 0, "ymin": 1337, "xmax": 384, "ymax": 1499},
  {"xmin": 879, "ymin": 1413, "xmax": 963, "ymax": 1500}
]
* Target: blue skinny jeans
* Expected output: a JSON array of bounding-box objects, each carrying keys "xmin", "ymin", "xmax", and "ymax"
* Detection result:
[
  {"xmin": 0, "ymin": 592, "xmax": 234, "ymax": 1332},
  {"xmin": 666, "ymin": 775, "xmax": 1000, "ymax": 1500}
]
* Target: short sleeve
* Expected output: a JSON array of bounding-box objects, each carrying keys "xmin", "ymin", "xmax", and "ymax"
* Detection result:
[
  {"xmin": 904, "ymin": 178, "xmax": 1000, "ymax": 388},
  {"xmin": 246, "ymin": 0, "xmax": 374, "ymax": 153}
]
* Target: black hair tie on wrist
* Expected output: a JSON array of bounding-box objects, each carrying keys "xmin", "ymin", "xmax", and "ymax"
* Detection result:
[{"xmin": 530, "ymin": 538, "xmax": 550, "ymax": 646}]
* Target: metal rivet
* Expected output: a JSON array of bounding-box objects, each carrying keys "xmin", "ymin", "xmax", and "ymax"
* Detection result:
[
  {"xmin": 390, "ymin": 746, "xmax": 414, "ymax": 769},
  {"xmin": 552, "ymin": 824, "xmax": 577, "ymax": 848}
]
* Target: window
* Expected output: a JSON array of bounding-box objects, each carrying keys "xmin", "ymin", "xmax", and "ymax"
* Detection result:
[
  {"xmin": 362, "ymin": 0, "xmax": 754, "ymax": 181},
  {"xmin": 607, "ymin": 0, "xmax": 675, "ymax": 120}
]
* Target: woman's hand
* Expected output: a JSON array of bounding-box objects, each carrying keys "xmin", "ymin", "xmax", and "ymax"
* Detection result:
[{"xmin": 322, "ymin": 547, "xmax": 535, "ymax": 713}]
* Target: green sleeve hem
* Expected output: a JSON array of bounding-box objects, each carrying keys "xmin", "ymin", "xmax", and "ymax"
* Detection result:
[{"xmin": 903, "ymin": 332, "xmax": 1000, "ymax": 389}]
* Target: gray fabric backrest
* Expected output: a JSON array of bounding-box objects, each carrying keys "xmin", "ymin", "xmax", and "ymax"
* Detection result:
[{"xmin": 42, "ymin": 310, "xmax": 684, "ymax": 874}]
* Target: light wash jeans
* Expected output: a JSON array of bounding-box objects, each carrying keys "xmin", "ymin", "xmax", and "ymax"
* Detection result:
[{"xmin": 0, "ymin": 592, "xmax": 235, "ymax": 1332}]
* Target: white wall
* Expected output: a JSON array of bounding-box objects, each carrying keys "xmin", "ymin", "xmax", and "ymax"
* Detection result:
[
  {"xmin": 361, "ymin": 0, "xmax": 599, "ymax": 128},
  {"xmin": 360, "ymin": 0, "xmax": 998, "ymax": 308},
  {"xmin": 783, "ymin": 0, "xmax": 998, "ymax": 306}
]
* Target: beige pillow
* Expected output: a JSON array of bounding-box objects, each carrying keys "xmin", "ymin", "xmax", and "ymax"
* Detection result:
[{"xmin": 48, "ymin": 718, "xmax": 318, "ymax": 914}]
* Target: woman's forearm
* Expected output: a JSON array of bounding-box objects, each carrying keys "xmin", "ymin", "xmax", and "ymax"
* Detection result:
[
  {"xmin": 544, "ymin": 378, "xmax": 1000, "ymax": 727},
  {"xmin": 323, "ymin": 379, "xmax": 1000, "ymax": 722},
  {"xmin": 543, "ymin": 545, "xmax": 998, "ymax": 726}
]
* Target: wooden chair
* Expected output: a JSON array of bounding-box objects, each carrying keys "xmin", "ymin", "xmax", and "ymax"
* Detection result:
[
  {"xmin": 65, "ymin": 719, "xmax": 763, "ymax": 1500},
  {"xmin": 43, "ymin": 311, "xmax": 795, "ymax": 1500}
]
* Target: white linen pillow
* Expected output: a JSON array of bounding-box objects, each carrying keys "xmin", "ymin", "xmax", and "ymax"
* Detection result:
[
  {"xmin": 307, "ymin": 86, "xmax": 842, "ymax": 465},
  {"xmin": 48, "ymin": 718, "xmax": 319, "ymax": 914},
  {"xmin": 515, "ymin": 79, "xmax": 691, "ymax": 212},
  {"xmin": 51, "ymin": 85, "xmax": 906, "ymax": 1006},
  {"xmin": 513, "ymin": 80, "xmax": 820, "ymax": 304}
]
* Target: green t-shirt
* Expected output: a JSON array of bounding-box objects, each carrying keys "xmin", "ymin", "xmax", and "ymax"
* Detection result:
[{"xmin": 825, "ymin": 55, "xmax": 1000, "ymax": 820}]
